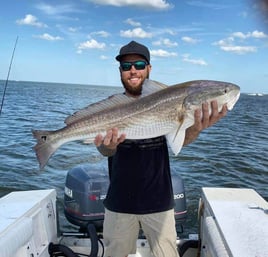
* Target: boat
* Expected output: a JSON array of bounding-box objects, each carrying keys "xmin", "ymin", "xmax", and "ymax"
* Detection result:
[
  {"xmin": 247, "ymin": 93, "xmax": 264, "ymax": 96},
  {"xmin": 1, "ymin": 165, "xmax": 268, "ymax": 257}
]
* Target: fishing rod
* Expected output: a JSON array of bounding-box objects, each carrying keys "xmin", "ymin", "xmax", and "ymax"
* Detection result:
[{"xmin": 0, "ymin": 36, "xmax": 19, "ymax": 116}]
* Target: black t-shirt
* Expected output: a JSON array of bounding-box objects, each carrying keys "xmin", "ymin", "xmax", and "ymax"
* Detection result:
[{"xmin": 103, "ymin": 136, "xmax": 174, "ymax": 214}]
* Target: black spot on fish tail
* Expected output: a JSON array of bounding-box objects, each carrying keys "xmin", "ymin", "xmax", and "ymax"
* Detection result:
[
  {"xmin": 41, "ymin": 135, "xmax": 47, "ymax": 141},
  {"xmin": 31, "ymin": 129, "xmax": 57, "ymax": 169},
  {"xmin": 32, "ymin": 130, "xmax": 51, "ymax": 142}
]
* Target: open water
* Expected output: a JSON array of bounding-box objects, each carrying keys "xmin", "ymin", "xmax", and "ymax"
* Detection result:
[{"xmin": 0, "ymin": 80, "xmax": 267, "ymax": 235}]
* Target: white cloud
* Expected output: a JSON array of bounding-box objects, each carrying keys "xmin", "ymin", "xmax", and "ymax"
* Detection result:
[
  {"xmin": 150, "ymin": 49, "xmax": 177, "ymax": 57},
  {"xmin": 125, "ymin": 18, "xmax": 141, "ymax": 27},
  {"xmin": 77, "ymin": 39, "xmax": 106, "ymax": 53},
  {"xmin": 182, "ymin": 54, "xmax": 207, "ymax": 66},
  {"xmin": 187, "ymin": 1, "xmax": 230, "ymax": 10},
  {"xmin": 164, "ymin": 29, "xmax": 177, "ymax": 36},
  {"xmin": 232, "ymin": 32, "xmax": 248, "ymax": 39},
  {"xmin": 35, "ymin": 3, "xmax": 80, "ymax": 15},
  {"xmin": 213, "ymin": 37, "xmax": 257, "ymax": 54},
  {"xmin": 100, "ymin": 55, "xmax": 109, "ymax": 60},
  {"xmin": 152, "ymin": 38, "xmax": 178, "ymax": 47},
  {"xmin": 250, "ymin": 30, "xmax": 268, "ymax": 38},
  {"xmin": 120, "ymin": 28, "xmax": 152, "ymax": 38},
  {"xmin": 232, "ymin": 30, "xmax": 268, "ymax": 39},
  {"xmin": 87, "ymin": 0, "xmax": 173, "ymax": 10},
  {"xmin": 220, "ymin": 45, "xmax": 257, "ymax": 54},
  {"xmin": 68, "ymin": 27, "xmax": 81, "ymax": 33},
  {"xmin": 181, "ymin": 36, "xmax": 199, "ymax": 44},
  {"xmin": 90, "ymin": 31, "xmax": 110, "ymax": 37},
  {"xmin": 16, "ymin": 14, "xmax": 47, "ymax": 28},
  {"xmin": 34, "ymin": 33, "xmax": 63, "ymax": 41}
]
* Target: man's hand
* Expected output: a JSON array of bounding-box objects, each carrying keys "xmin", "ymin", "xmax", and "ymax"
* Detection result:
[
  {"xmin": 183, "ymin": 101, "xmax": 228, "ymax": 146},
  {"xmin": 94, "ymin": 128, "xmax": 126, "ymax": 156}
]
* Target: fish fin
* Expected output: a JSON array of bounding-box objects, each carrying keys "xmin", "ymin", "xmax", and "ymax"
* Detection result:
[
  {"xmin": 142, "ymin": 79, "xmax": 168, "ymax": 96},
  {"xmin": 166, "ymin": 128, "xmax": 186, "ymax": 156},
  {"xmin": 65, "ymin": 93, "xmax": 133, "ymax": 125},
  {"xmin": 166, "ymin": 117, "xmax": 195, "ymax": 155},
  {"xmin": 32, "ymin": 129, "xmax": 59, "ymax": 169}
]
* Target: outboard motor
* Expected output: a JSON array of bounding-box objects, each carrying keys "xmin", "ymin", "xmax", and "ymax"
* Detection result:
[
  {"xmin": 64, "ymin": 165, "xmax": 109, "ymax": 232},
  {"xmin": 64, "ymin": 165, "xmax": 187, "ymax": 233}
]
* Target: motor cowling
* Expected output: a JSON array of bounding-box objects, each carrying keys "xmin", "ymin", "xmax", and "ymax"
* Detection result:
[
  {"xmin": 64, "ymin": 165, "xmax": 187, "ymax": 232},
  {"xmin": 64, "ymin": 165, "xmax": 109, "ymax": 231}
]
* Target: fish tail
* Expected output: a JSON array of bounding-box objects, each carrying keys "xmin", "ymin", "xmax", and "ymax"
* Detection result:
[{"xmin": 32, "ymin": 129, "xmax": 59, "ymax": 169}]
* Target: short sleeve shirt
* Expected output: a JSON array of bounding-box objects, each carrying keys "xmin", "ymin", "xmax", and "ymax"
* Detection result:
[{"xmin": 103, "ymin": 136, "xmax": 174, "ymax": 214}]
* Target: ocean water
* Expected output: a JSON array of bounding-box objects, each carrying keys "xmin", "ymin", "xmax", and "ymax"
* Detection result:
[{"xmin": 0, "ymin": 80, "xmax": 267, "ymax": 235}]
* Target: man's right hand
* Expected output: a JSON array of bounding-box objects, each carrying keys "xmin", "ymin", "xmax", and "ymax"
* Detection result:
[{"xmin": 94, "ymin": 128, "xmax": 126, "ymax": 154}]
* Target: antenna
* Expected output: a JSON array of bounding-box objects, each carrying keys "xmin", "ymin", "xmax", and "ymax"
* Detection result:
[{"xmin": 0, "ymin": 36, "xmax": 19, "ymax": 116}]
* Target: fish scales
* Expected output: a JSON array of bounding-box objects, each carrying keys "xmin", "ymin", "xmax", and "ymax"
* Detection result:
[{"xmin": 53, "ymin": 87, "xmax": 183, "ymax": 140}]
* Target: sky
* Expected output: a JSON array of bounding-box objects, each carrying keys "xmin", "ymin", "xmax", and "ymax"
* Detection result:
[{"xmin": 1, "ymin": 0, "xmax": 268, "ymax": 93}]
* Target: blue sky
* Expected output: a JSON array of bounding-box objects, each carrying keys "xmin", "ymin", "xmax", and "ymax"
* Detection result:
[{"xmin": 1, "ymin": 0, "xmax": 268, "ymax": 93}]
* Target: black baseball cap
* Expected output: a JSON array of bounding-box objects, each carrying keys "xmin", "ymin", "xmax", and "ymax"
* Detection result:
[{"xmin": 116, "ymin": 41, "xmax": 150, "ymax": 63}]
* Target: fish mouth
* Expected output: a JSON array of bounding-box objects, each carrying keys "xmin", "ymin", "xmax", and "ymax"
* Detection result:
[{"xmin": 227, "ymin": 91, "xmax": 240, "ymax": 110}]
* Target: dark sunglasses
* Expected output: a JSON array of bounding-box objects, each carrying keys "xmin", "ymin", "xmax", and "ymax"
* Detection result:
[{"xmin": 120, "ymin": 60, "xmax": 148, "ymax": 71}]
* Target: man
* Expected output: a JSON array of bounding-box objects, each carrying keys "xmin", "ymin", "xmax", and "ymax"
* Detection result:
[{"xmin": 94, "ymin": 41, "xmax": 227, "ymax": 257}]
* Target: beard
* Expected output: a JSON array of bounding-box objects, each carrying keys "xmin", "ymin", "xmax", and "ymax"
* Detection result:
[
  {"xmin": 121, "ymin": 73, "xmax": 150, "ymax": 96},
  {"xmin": 121, "ymin": 78, "xmax": 143, "ymax": 96}
]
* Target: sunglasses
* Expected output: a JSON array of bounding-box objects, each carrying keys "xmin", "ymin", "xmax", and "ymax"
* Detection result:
[{"xmin": 120, "ymin": 60, "xmax": 148, "ymax": 71}]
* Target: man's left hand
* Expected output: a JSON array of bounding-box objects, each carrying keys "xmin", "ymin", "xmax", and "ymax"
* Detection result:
[{"xmin": 183, "ymin": 100, "xmax": 228, "ymax": 146}]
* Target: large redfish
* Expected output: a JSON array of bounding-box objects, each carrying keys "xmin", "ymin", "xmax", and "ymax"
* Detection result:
[{"xmin": 32, "ymin": 79, "xmax": 240, "ymax": 169}]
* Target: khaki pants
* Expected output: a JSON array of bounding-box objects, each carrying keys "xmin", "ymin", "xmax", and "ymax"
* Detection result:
[{"xmin": 103, "ymin": 208, "xmax": 179, "ymax": 257}]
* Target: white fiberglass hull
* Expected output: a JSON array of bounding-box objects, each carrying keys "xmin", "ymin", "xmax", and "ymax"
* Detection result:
[{"xmin": 1, "ymin": 188, "xmax": 267, "ymax": 257}]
